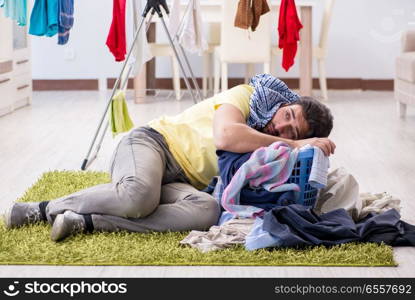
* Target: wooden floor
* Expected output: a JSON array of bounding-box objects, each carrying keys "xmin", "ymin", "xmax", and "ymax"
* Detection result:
[{"xmin": 0, "ymin": 89, "xmax": 414, "ymax": 277}]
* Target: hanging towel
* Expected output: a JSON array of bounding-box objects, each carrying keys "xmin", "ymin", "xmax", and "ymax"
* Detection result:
[
  {"xmin": 168, "ymin": 0, "xmax": 181, "ymax": 36},
  {"xmin": 106, "ymin": 0, "xmax": 127, "ymax": 61},
  {"xmin": 221, "ymin": 141, "xmax": 299, "ymax": 218},
  {"xmin": 178, "ymin": 0, "xmax": 207, "ymax": 55},
  {"xmin": 58, "ymin": 0, "xmax": 74, "ymax": 45},
  {"xmin": 1, "ymin": 0, "xmax": 27, "ymax": 26},
  {"xmin": 248, "ymin": 74, "xmax": 299, "ymax": 130},
  {"xmin": 132, "ymin": 0, "xmax": 153, "ymax": 75},
  {"xmin": 109, "ymin": 90, "xmax": 134, "ymax": 137},
  {"xmin": 29, "ymin": 0, "xmax": 59, "ymax": 37},
  {"xmin": 234, "ymin": 0, "xmax": 270, "ymax": 32},
  {"xmin": 234, "ymin": 0, "xmax": 252, "ymax": 30},
  {"xmin": 278, "ymin": 0, "xmax": 302, "ymax": 71}
]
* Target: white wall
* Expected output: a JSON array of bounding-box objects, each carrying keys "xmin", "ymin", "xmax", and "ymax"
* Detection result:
[{"xmin": 29, "ymin": 0, "xmax": 415, "ymax": 80}]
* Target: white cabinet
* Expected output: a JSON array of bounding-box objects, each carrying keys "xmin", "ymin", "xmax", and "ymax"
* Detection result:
[
  {"xmin": 0, "ymin": 68, "xmax": 13, "ymax": 116},
  {"xmin": 12, "ymin": 21, "xmax": 32, "ymax": 110},
  {"xmin": 0, "ymin": 12, "xmax": 32, "ymax": 117}
]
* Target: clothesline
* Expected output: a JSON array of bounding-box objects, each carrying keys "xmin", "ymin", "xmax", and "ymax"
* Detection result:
[{"xmin": 0, "ymin": 0, "xmax": 303, "ymax": 71}]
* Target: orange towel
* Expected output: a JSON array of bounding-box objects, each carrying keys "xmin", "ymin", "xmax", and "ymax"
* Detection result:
[
  {"xmin": 278, "ymin": 0, "xmax": 302, "ymax": 71},
  {"xmin": 234, "ymin": 0, "xmax": 270, "ymax": 32}
]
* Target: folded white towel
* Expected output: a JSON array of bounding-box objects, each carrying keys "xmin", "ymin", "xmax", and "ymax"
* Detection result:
[
  {"xmin": 300, "ymin": 145, "xmax": 330, "ymax": 189},
  {"xmin": 309, "ymin": 146, "xmax": 330, "ymax": 189}
]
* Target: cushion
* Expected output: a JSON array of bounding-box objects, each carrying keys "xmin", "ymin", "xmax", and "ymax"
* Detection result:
[{"xmin": 396, "ymin": 52, "xmax": 415, "ymax": 83}]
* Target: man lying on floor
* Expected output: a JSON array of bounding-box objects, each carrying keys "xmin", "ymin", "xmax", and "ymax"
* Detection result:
[{"xmin": 4, "ymin": 74, "xmax": 335, "ymax": 242}]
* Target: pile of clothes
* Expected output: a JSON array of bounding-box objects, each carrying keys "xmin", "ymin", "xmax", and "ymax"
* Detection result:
[
  {"xmin": 181, "ymin": 143, "xmax": 414, "ymax": 252},
  {"xmin": 181, "ymin": 74, "xmax": 414, "ymax": 252}
]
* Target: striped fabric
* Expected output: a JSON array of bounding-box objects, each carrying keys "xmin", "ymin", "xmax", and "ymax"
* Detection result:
[
  {"xmin": 247, "ymin": 74, "xmax": 299, "ymax": 130},
  {"xmin": 58, "ymin": 0, "xmax": 74, "ymax": 45},
  {"xmin": 221, "ymin": 142, "xmax": 300, "ymax": 218}
]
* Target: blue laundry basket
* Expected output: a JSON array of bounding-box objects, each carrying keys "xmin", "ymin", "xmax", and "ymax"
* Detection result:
[{"xmin": 286, "ymin": 148, "xmax": 318, "ymax": 207}]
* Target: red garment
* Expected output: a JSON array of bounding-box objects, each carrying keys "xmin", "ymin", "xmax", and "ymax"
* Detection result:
[
  {"xmin": 278, "ymin": 0, "xmax": 303, "ymax": 71},
  {"xmin": 106, "ymin": 0, "xmax": 127, "ymax": 62}
]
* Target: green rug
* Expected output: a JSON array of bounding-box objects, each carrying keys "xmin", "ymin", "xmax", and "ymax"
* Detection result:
[{"xmin": 0, "ymin": 171, "xmax": 397, "ymax": 267}]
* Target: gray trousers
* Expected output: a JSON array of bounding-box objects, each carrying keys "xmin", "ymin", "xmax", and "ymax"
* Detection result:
[{"xmin": 46, "ymin": 127, "xmax": 220, "ymax": 233}]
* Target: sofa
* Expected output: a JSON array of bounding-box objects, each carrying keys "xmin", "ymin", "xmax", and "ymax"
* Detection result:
[{"xmin": 395, "ymin": 30, "xmax": 415, "ymax": 117}]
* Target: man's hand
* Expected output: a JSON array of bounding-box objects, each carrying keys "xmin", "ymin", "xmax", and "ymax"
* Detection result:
[{"xmin": 293, "ymin": 137, "xmax": 336, "ymax": 156}]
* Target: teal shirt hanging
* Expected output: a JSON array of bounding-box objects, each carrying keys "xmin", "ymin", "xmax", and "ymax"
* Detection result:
[
  {"xmin": 29, "ymin": 0, "xmax": 58, "ymax": 37},
  {"xmin": 0, "ymin": 0, "xmax": 27, "ymax": 26}
]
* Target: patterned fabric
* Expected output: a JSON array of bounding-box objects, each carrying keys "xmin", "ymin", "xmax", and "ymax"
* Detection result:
[
  {"xmin": 221, "ymin": 142, "xmax": 300, "ymax": 218},
  {"xmin": 247, "ymin": 74, "xmax": 299, "ymax": 130},
  {"xmin": 58, "ymin": 0, "xmax": 74, "ymax": 45}
]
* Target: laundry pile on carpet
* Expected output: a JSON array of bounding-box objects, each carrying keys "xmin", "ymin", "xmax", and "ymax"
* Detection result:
[
  {"xmin": 180, "ymin": 142, "xmax": 415, "ymax": 252},
  {"xmin": 0, "ymin": 170, "xmax": 397, "ymax": 266}
]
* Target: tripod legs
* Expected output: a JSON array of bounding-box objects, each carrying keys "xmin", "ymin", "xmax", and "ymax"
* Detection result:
[
  {"xmin": 81, "ymin": 16, "xmax": 147, "ymax": 170},
  {"xmin": 81, "ymin": 8, "xmax": 202, "ymax": 170},
  {"xmin": 159, "ymin": 17, "xmax": 201, "ymax": 104}
]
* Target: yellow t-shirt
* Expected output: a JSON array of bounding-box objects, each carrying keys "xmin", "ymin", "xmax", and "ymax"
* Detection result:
[{"xmin": 148, "ymin": 84, "xmax": 254, "ymax": 189}]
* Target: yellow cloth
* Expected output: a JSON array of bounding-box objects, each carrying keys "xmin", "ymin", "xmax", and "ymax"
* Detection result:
[
  {"xmin": 110, "ymin": 90, "xmax": 134, "ymax": 137},
  {"xmin": 149, "ymin": 84, "xmax": 254, "ymax": 189}
]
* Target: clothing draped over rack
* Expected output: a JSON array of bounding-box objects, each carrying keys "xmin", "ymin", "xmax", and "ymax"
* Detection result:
[
  {"xmin": 29, "ymin": 0, "xmax": 59, "ymax": 37},
  {"xmin": 168, "ymin": 0, "xmax": 181, "ymax": 36},
  {"xmin": 234, "ymin": 0, "xmax": 270, "ymax": 32},
  {"xmin": 131, "ymin": 0, "xmax": 153, "ymax": 73},
  {"xmin": 0, "ymin": 0, "xmax": 27, "ymax": 26},
  {"xmin": 28, "ymin": 0, "xmax": 74, "ymax": 45},
  {"xmin": 278, "ymin": 0, "xmax": 303, "ymax": 71},
  {"xmin": 106, "ymin": 0, "xmax": 127, "ymax": 62},
  {"xmin": 177, "ymin": 0, "xmax": 207, "ymax": 55},
  {"xmin": 233, "ymin": 0, "xmax": 302, "ymax": 71},
  {"xmin": 58, "ymin": 0, "xmax": 74, "ymax": 45}
]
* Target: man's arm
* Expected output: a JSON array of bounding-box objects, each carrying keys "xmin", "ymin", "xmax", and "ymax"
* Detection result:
[
  {"xmin": 213, "ymin": 104, "xmax": 336, "ymax": 155},
  {"xmin": 213, "ymin": 104, "xmax": 296, "ymax": 153}
]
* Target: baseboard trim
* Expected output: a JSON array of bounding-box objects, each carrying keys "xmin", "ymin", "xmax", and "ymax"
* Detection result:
[
  {"xmin": 107, "ymin": 78, "xmax": 135, "ymax": 90},
  {"xmin": 33, "ymin": 79, "xmax": 99, "ymax": 91},
  {"xmin": 34, "ymin": 78, "xmax": 394, "ymax": 91}
]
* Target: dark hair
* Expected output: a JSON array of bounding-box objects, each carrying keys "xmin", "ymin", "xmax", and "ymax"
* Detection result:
[{"xmin": 294, "ymin": 96, "xmax": 333, "ymax": 138}]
